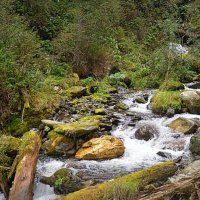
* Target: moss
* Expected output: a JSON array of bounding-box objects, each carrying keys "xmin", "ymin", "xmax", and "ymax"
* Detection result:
[
  {"xmin": 0, "ymin": 135, "xmax": 21, "ymax": 157},
  {"xmin": 53, "ymin": 118, "xmax": 100, "ymax": 137},
  {"xmin": 151, "ymin": 91, "xmax": 182, "ymax": 114},
  {"xmin": 159, "ymin": 80, "xmax": 184, "ymax": 91},
  {"xmin": 42, "ymin": 132, "xmax": 75, "ymax": 155},
  {"xmin": 66, "ymin": 86, "xmax": 87, "ymax": 98},
  {"xmin": 114, "ymin": 103, "xmax": 128, "ymax": 111},
  {"xmin": 0, "ymin": 153, "xmax": 13, "ymax": 167},
  {"xmin": 94, "ymin": 109, "xmax": 106, "ymax": 115},
  {"xmin": 58, "ymin": 161, "xmax": 177, "ymax": 200},
  {"xmin": 7, "ymin": 112, "xmax": 51, "ymax": 137}
]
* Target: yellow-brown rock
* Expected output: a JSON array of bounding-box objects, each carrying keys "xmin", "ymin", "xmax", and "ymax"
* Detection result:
[{"xmin": 75, "ymin": 135, "xmax": 125, "ymax": 160}]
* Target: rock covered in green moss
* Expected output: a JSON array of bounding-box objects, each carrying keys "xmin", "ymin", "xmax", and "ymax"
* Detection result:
[
  {"xmin": 53, "ymin": 118, "xmax": 100, "ymax": 137},
  {"xmin": 181, "ymin": 91, "xmax": 200, "ymax": 114},
  {"xmin": 57, "ymin": 161, "xmax": 177, "ymax": 200},
  {"xmin": 40, "ymin": 168, "xmax": 83, "ymax": 195},
  {"xmin": 114, "ymin": 103, "xmax": 128, "ymax": 111},
  {"xmin": 94, "ymin": 108, "xmax": 106, "ymax": 115},
  {"xmin": 66, "ymin": 86, "xmax": 87, "ymax": 98},
  {"xmin": 151, "ymin": 91, "xmax": 182, "ymax": 115},
  {"xmin": 189, "ymin": 136, "xmax": 200, "ymax": 155},
  {"xmin": 0, "ymin": 135, "xmax": 21, "ymax": 167},
  {"xmin": 42, "ymin": 131, "xmax": 76, "ymax": 156},
  {"xmin": 159, "ymin": 80, "xmax": 184, "ymax": 91},
  {"xmin": 0, "ymin": 135, "xmax": 21, "ymax": 157},
  {"xmin": 135, "ymin": 97, "xmax": 147, "ymax": 104},
  {"xmin": 168, "ymin": 117, "xmax": 198, "ymax": 134},
  {"xmin": 75, "ymin": 135, "xmax": 125, "ymax": 160}
]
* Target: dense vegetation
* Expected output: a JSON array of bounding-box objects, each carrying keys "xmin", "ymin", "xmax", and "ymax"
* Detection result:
[{"xmin": 0, "ymin": 0, "xmax": 200, "ymax": 131}]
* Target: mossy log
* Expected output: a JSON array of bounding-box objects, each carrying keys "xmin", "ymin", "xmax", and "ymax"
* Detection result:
[
  {"xmin": 137, "ymin": 173, "xmax": 200, "ymax": 200},
  {"xmin": 57, "ymin": 161, "xmax": 177, "ymax": 200},
  {"xmin": 8, "ymin": 131, "xmax": 41, "ymax": 200}
]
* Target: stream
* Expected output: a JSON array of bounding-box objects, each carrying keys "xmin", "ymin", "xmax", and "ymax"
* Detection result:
[{"xmin": 0, "ymin": 83, "xmax": 199, "ymax": 200}]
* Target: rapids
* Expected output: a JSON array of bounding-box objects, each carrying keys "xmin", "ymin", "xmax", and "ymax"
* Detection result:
[{"xmin": 0, "ymin": 84, "xmax": 199, "ymax": 200}]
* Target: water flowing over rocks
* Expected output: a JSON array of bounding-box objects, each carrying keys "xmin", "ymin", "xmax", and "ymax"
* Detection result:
[{"xmin": 1, "ymin": 83, "xmax": 199, "ymax": 200}]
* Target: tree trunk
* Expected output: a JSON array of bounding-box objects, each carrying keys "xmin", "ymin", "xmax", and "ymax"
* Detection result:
[
  {"xmin": 137, "ymin": 173, "xmax": 200, "ymax": 200},
  {"xmin": 57, "ymin": 161, "xmax": 177, "ymax": 200},
  {"xmin": 8, "ymin": 131, "xmax": 41, "ymax": 200}
]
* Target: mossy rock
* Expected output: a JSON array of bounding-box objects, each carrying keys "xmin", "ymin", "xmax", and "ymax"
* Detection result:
[
  {"xmin": 94, "ymin": 109, "xmax": 106, "ymax": 115},
  {"xmin": 41, "ymin": 168, "xmax": 83, "ymax": 195},
  {"xmin": 53, "ymin": 118, "xmax": 100, "ymax": 138},
  {"xmin": 114, "ymin": 103, "xmax": 128, "ymax": 111},
  {"xmin": 66, "ymin": 86, "xmax": 87, "ymax": 98},
  {"xmin": 135, "ymin": 97, "xmax": 146, "ymax": 104},
  {"xmin": 42, "ymin": 131, "xmax": 76, "ymax": 156},
  {"xmin": 58, "ymin": 161, "xmax": 177, "ymax": 200},
  {"xmin": 151, "ymin": 91, "xmax": 182, "ymax": 115},
  {"xmin": 168, "ymin": 117, "xmax": 198, "ymax": 134},
  {"xmin": 159, "ymin": 80, "xmax": 184, "ymax": 91},
  {"xmin": 181, "ymin": 91, "xmax": 200, "ymax": 114},
  {"xmin": 0, "ymin": 135, "xmax": 21, "ymax": 158},
  {"xmin": 189, "ymin": 136, "xmax": 200, "ymax": 155}
]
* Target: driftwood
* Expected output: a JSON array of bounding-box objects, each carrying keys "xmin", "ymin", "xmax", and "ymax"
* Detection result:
[
  {"xmin": 8, "ymin": 131, "xmax": 41, "ymax": 200},
  {"xmin": 137, "ymin": 173, "xmax": 200, "ymax": 200}
]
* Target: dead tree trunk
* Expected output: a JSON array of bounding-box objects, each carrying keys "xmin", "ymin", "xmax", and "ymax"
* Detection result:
[
  {"xmin": 137, "ymin": 173, "xmax": 200, "ymax": 200},
  {"xmin": 8, "ymin": 131, "xmax": 41, "ymax": 200}
]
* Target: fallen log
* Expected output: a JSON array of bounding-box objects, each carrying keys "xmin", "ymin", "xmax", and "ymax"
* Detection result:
[
  {"xmin": 57, "ymin": 161, "xmax": 177, "ymax": 200},
  {"xmin": 8, "ymin": 131, "xmax": 41, "ymax": 200},
  {"xmin": 137, "ymin": 173, "xmax": 200, "ymax": 200}
]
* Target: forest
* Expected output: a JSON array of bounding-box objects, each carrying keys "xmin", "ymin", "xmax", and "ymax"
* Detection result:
[{"xmin": 0, "ymin": 1, "xmax": 200, "ymax": 200}]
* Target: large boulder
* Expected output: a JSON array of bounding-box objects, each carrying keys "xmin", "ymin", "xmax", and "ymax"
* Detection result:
[
  {"xmin": 135, "ymin": 125, "xmax": 159, "ymax": 141},
  {"xmin": 181, "ymin": 91, "xmax": 200, "ymax": 114},
  {"xmin": 75, "ymin": 135, "xmax": 125, "ymax": 160},
  {"xmin": 42, "ymin": 131, "xmax": 76, "ymax": 156},
  {"xmin": 66, "ymin": 86, "xmax": 87, "ymax": 98},
  {"xmin": 40, "ymin": 168, "xmax": 83, "ymax": 195},
  {"xmin": 189, "ymin": 136, "xmax": 200, "ymax": 155},
  {"xmin": 168, "ymin": 117, "xmax": 198, "ymax": 134},
  {"xmin": 53, "ymin": 118, "xmax": 100, "ymax": 137}
]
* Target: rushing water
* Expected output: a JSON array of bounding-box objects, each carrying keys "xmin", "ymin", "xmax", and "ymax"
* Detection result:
[{"xmin": 0, "ymin": 84, "xmax": 199, "ymax": 200}]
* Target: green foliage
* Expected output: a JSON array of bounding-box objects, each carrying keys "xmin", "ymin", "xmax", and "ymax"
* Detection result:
[{"xmin": 54, "ymin": 178, "xmax": 64, "ymax": 189}]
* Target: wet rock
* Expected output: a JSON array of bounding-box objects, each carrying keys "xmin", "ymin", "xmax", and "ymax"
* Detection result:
[
  {"xmin": 168, "ymin": 117, "xmax": 198, "ymax": 134},
  {"xmin": 135, "ymin": 97, "xmax": 147, "ymax": 104},
  {"xmin": 189, "ymin": 136, "xmax": 200, "ymax": 155},
  {"xmin": 40, "ymin": 168, "xmax": 84, "ymax": 195},
  {"xmin": 135, "ymin": 125, "xmax": 159, "ymax": 141},
  {"xmin": 157, "ymin": 151, "xmax": 172, "ymax": 159},
  {"xmin": 94, "ymin": 108, "xmax": 106, "ymax": 115},
  {"xmin": 181, "ymin": 91, "xmax": 200, "ymax": 114},
  {"xmin": 166, "ymin": 108, "xmax": 175, "ymax": 118},
  {"xmin": 75, "ymin": 135, "xmax": 125, "ymax": 160},
  {"xmin": 114, "ymin": 103, "xmax": 128, "ymax": 111},
  {"xmin": 66, "ymin": 86, "xmax": 87, "ymax": 98},
  {"xmin": 53, "ymin": 118, "xmax": 100, "ymax": 137},
  {"xmin": 42, "ymin": 131, "xmax": 76, "ymax": 156}
]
